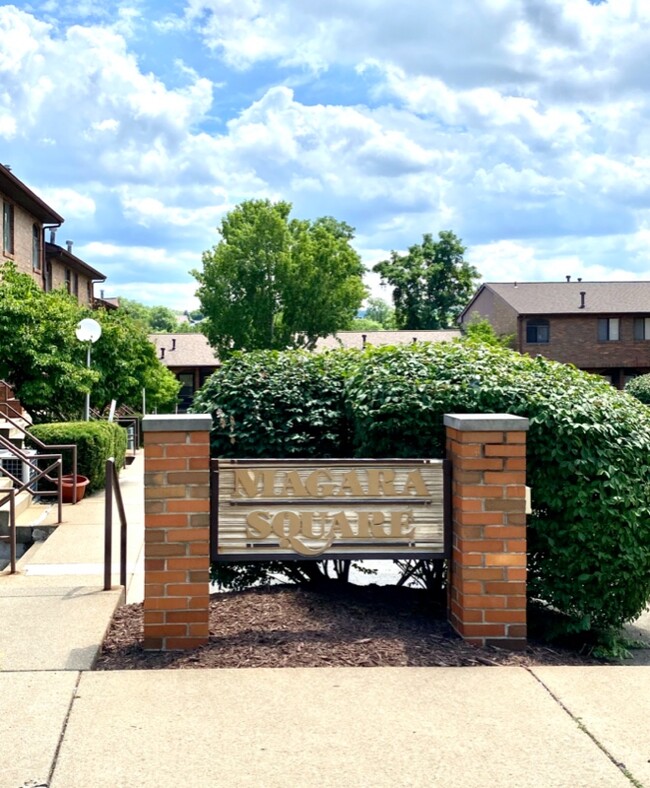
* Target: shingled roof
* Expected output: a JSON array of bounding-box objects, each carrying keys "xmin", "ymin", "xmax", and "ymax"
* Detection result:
[
  {"xmin": 462, "ymin": 281, "xmax": 650, "ymax": 318},
  {"xmin": 150, "ymin": 333, "xmax": 220, "ymax": 367},
  {"xmin": 315, "ymin": 329, "xmax": 460, "ymax": 351}
]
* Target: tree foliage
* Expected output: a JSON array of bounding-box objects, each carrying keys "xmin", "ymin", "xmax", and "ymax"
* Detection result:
[
  {"xmin": 193, "ymin": 200, "xmax": 367, "ymax": 358},
  {"xmin": 0, "ymin": 263, "xmax": 95, "ymax": 421},
  {"xmin": 193, "ymin": 341, "xmax": 650, "ymax": 637},
  {"xmin": 363, "ymin": 297, "xmax": 396, "ymax": 329},
  {"xmin": 119, "ymin": 297, "xmax": 197, "ymax": 333},
  {"xmin": 374, "ymin": 231, "xmax": 479, "ymax": 330},
  {"xmin": 0, "ymin": 263, "xmax": 179, "ymax": 420}
]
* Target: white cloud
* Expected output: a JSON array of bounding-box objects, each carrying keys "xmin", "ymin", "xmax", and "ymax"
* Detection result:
[
  {"xmin": 38, "ymin": 187, "xmax": 96, "ymax": 220},
  {"xmin": 6, "ymin": 1, "xmax": 650, "ymax": 310}
]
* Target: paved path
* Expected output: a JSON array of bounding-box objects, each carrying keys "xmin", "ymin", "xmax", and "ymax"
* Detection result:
[{"xmin": 1, "ymin": 452, "xmax": 649, "ymax": 787}]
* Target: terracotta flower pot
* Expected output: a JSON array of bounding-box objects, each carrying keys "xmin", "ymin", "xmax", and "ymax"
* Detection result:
[{"xmin": 60, "ymin": 474, "xmax": 90, "ymax": 503}]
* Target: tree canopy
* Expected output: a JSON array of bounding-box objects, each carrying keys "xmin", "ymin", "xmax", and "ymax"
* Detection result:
[
  {"xmin": 192, "ymin": 200, "xmax": 367, "ymax": 358},
  {"xmin": 0, "ymin": 263, "xmax": 179, "ymax": 421},
  {"xmin": 119, "ymin": 298, "xmax": 198, "ymax": 333},
  {"xmin": 373, "ymin": 230, "xmax": 480, "ymax": 330}
]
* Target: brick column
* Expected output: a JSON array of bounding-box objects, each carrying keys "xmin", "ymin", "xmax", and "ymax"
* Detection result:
[
  {"xmin": 142, "ymin": 414, "xmax": 212, "ymax": 651},
  {"xmin": 444, "ymin": 413, "xmax": 529, "ymax": 650}
]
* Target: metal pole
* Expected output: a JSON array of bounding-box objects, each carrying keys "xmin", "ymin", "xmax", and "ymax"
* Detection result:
[{"xmin": 85, "ymin": 343, "xmax": 91, "ymax": 421}]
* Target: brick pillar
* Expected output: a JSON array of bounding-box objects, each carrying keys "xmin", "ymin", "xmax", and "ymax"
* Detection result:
[
  {"xmin": 444, "ymin": 413, "xmax": 529, "ymax": 650},
  {"xmin": 142, "ymin": 414, "xmax": 212, "ymax": 650}
]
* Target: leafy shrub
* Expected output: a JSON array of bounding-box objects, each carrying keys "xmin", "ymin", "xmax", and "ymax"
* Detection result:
[
  {"xmin": 193, "ymin": 342, "xmax": 650, "ymax": 634},
  {"xmin": 625, "ymin": 373, "xmax": 650, "ymax": 405},
  {"xmin": 191, "ymin": 349, "xmax": 358, "ymax": 458},
  {"xmin": 346, "ymin": 342, "xmax": 650, "ymax": 632},
  {"xmin": 29, "ymin": 421, "xmax": 127, "ymax": 493}
]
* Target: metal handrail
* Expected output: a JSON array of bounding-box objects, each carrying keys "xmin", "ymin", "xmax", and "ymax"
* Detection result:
[
  {"xmin": 0, "ymin": 437, "xmax": 63, "ymax": 524},
  {"xmin": 0, "ymin": 403, "xmax": 78, "ymax": 503},
  {"xmin": 104, "ymin": 457, "xmax": 127, "ymax": 591},
  {"xmin": 0, "ymin": 487, "xmax": 16, "ymax": 573}
]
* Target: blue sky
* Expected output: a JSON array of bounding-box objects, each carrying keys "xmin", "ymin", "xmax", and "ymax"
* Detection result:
[{"xmin": 2, "ymin": 0, "xmax": 650, "ymax": 310}]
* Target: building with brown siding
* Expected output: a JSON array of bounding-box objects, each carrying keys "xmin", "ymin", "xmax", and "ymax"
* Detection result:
[
  {"xmin": 460, "ymin": 280, "xmax": 650, "ymax": 388},
  {"xmin": 1, "ymin": 164, "xmax": 106, "ymax": 305}
]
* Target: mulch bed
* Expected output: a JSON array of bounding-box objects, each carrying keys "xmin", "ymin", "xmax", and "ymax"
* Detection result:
[{"xmin": 95, "ymin": 583, "xmax": 604, "ymax": 670}]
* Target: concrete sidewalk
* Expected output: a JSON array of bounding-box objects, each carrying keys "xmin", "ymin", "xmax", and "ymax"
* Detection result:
[
  {"xmin": 1, "ymin": 451, "xmax": 649, "ymax": 788},
  {"xmin": 0, "ymin": 452, "xmax": 144, "ymax": 671},
  {"xmin": 2, "ymin": 666, "xmax": 648, "ymax": 788}
]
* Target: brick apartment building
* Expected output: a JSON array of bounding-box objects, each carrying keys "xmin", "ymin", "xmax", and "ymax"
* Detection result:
[
  {"xmin": 1, "ymin": 163, "xmax": 107, "ymax": 306},
  {"xmin": 460, "ymin": 280, "xmax": 650, "ymax": 388},
  {"xmin": 1, "ymin": 164, "xmax": 111, "ymax": 413}
]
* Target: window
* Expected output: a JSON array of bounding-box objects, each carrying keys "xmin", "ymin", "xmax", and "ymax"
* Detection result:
[
  {"xmin": 73, "ymin": 272, "xmax": 79, "ymax": 298},
  {"xmin": 44, "ymin": 261, "xmax": 52, "ymax": 292},
  {"xmin": 526, "ymin": 319, "xmax": 550, "ymax": 344},
  {"xmin": 32, "ymin": 224, "xmax": 41, "ymax": 270},
  {"xmin": 634, "ymin": 318, "xmax": 650, "ymax": 340},
  {"xmin": 598, "ymin": 318, "xmax": 620, "ymax": 341},
  {"xmin": 87, "ymin": 281, "xmax": 93, "ymax": 302},
  {"xmin": 2, "ymin": 201, "xmax": 14, "ymax": 255},
  {"xmin": 64, "ymin": 268, "xmax": 71, "ymax": 294}
]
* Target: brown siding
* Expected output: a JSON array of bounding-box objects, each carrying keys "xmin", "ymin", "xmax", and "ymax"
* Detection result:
[{"xmin": 462, "ymin": 288, "xmax": 518, "ymax": 337}]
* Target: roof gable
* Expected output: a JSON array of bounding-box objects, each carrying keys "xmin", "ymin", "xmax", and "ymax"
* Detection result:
[{"xmin": 466, "ymin": 282, "xmax": 650, "ymax": 315}]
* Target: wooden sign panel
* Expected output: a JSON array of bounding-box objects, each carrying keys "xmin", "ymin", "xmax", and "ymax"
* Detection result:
[{"xmin": 210, "ymin": 458, "xmax": 449, "ymax": 562}]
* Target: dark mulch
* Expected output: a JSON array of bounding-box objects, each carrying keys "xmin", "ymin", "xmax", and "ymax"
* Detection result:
[{"xmin": 95, "ymin": 583, "xmax": 604, "ymax": 670}]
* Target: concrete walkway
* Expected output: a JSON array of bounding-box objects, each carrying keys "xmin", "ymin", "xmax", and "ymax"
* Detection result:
[
  {"xmin": 1, "ymin": 454, "xmax": 649, "ymax": 788},
  {"xmin": 0, "ymin": 453, "xmax": 144, "ymax": 671}
]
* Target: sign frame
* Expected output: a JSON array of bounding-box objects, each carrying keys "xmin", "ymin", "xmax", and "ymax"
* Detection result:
[{"xmin": 209, "ymin": 458, "xmax": 452, "ymax": 563}]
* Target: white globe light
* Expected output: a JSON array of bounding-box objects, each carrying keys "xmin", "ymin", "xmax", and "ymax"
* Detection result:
[{"xmin": 75, "ymin": 318, "xmax": 102, "ymax": 343}]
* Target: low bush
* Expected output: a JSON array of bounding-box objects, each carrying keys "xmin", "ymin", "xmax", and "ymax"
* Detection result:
[
  {"xmin": 29, "ymin": 421, "xmax": 127, "ymax": 493},
  {"xmin": 193, "ymin": 342, "xmax": 650, "ymax": 636},
  {"xmin": 625, "ymin": 373, "xmax": 650, "ymax": 405}
]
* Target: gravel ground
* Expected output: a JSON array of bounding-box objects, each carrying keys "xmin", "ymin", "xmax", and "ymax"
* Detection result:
[{"xmin": 95, "ymin": 583, "xmax": 604, "ymax": 670}]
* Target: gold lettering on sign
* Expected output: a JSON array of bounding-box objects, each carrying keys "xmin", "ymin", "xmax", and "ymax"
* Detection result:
[{"xmin": 228, "ymin": 461, "xmax": 440, "ymax": 558}]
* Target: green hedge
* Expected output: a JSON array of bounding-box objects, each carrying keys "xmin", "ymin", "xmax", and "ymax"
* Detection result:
[
  {"xmin": 625, "ymin": 373, "xmax": 650, "ymax": 405},
  {"xmin": 29, "ymin": 421, "xmax": 127, "ymax": 493},
  {"xmin": 193, "ymin": 343, "xmax": 650, "ymax": 636}
]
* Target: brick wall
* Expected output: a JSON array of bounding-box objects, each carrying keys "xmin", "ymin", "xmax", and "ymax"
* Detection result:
[
  {"xmin": 1, "ymin": 195, "xmax": 43, "ymax": 288},
  {"xmin": 142, "ymin": 414, "xmax": 212, "ymax": 650},
  {"xmin": 444, "ymin": 413, "xmax": 528, "ymax": 650},
  {"xmin": 520, "ymin": 315, "xmax": 650, "ymax": 380}
]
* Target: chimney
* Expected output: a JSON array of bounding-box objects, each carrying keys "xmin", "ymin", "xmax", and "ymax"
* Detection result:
[
  {"xmin": 66, "ymin": 240, "xmax": 73, "ymax": 253},
  {"xmin": 50, "ymin": 229, "xmax": 56, "ymax": 244},
  {"xmin": 577, "ymin": 277, "xmax": 582, "ymax": 282},
  {"xmin": 361, "ymin": 334, "xmax": 367, "ymax": 349},
  {"xmin": 566, "ymin": 275, "xmax": 571, "ymax": 282},
  {"xmin": 171, "ymin": 338, "xmax": 176, "ymax": 351},
  {"xmin": 160, "ymin": 347, "xmax": 165, "ymax": 360},
  {"xmin": 579, "ymin": 291, "xmax": 586, "ymax": 309},
  {"xmin": 100, "ymin": 289, "xmax": 105, "ymax": 299}
]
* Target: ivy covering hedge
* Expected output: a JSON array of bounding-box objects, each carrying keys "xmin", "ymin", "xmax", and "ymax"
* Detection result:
[
  {"xmin": 193, "ymin": 342, "xmax": 650, "ymax": 635},
  {"xmin": 29, "ymin": 421, "xmax": 127, "ymax": 493}
]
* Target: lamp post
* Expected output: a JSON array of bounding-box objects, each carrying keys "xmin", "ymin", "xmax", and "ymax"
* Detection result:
[{"xmin": 75, "ymin": 318, "xmax": 102, "ymax": 421}]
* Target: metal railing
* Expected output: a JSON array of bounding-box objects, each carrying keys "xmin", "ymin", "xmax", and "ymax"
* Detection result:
[
  {"xmin": 104, "ymin": 457, "xmax": 127, "ymax": 591},
  {"xmin": 0, "ymin": 402, "xmax": 78, "ymax": 503},
  {"xmin": 0, "ymin": 488, "xmax": 16, "ymax": 574},
  {"xmin": 0, "ymin": 434, "xmax": 63, "ymax": 524}
]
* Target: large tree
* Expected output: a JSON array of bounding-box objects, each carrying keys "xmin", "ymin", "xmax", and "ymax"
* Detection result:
[
  {"xmin": 0, "ymin": 263, "xmax": 179, "ymax": 421},
  {"xmin": 373, "ymin": 231, "xmax": 480, "ymax": 330},
  {"xmin": 192, "ymin": 200, "xmax": 367, "ymax": 357}
]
